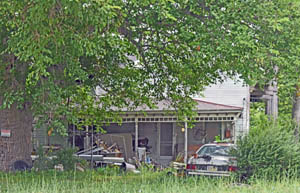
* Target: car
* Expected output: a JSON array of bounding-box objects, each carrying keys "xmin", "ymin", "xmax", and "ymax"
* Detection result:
[{"xmin": 186, "ymin": 143, "xmax": 237, "ymax": 177}]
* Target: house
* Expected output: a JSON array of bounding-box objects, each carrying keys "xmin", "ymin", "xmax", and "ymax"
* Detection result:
[
  {"xmin": 33, "ymin": 78, "xmax": 250, "ymax": 165},
  {"xmin": 195, "ymin": 78, "xmax": 250, "ymax": 140}
]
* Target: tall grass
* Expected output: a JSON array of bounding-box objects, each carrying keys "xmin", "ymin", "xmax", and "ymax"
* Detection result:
[
  {"xmin": 1, "ymin": 170, "xmax": 300, "ymax": 193},
  {"xmin": 232, "ymin": 116, "xmax": 300, "ymax": 180}
]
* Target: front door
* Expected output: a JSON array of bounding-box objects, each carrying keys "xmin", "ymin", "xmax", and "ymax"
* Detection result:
[{"xmin": 160, "ymin": 123, "xmax": 173, "ymax": 158}]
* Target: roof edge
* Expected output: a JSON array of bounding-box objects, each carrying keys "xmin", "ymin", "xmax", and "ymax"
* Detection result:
[{"xmin": 193, "ymin": 98, "xmax": 243, "ymax": 110}]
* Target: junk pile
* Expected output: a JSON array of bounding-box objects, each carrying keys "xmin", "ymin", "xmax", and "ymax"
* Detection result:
[
  {"xmin": 168, "ymin": 152, "xmax": 186, "ymax": 176},
  {"xmin": 76, "ymin": 141, "xmax": 125, "ymax": 166},
  {"xmin": 169, "ymin": 162, "xmax": 186, "ymax": 176},
  {"xmin": 75, "ymin": 134, "xmax": 139, "ymax": 173}
]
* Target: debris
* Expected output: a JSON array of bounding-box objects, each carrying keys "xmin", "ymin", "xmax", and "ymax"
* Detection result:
[
  {"xmin": 137, "ymin": 147, "xmax": 146, "ymax": 162},
  {"xmin": 75, "ymin": 138, "xmax": 127, "ymax": 169},
  {"xmin": 107, "ymin": 143, "xmax": 117, "ymax": 151},
  {"xmin": 54, "ymin": 164, "xmax": 64, "ymax": 171},
  {"xmin": 170, "ymin": 161, "xmax": 186, "ymax": 176},
  {"xmin": 74, "ymin": 134, "xmax": 145, "ymax": 174},
  {"xmin": 171, "ymin": 162, "xmax": 186, "ymax": 169},
  {"xmin": 121, "ymin": 162, "xmax": 140, "ymax": 173},
  {"xmin": 75, "ymin": 163, "xmax": 85, "ymax": 172},
  {"xmin": 174, "ymin": 152, "xmax": 184, "ymax": 163},
  {"xmin": 97, "ymin": 133, "xmax": 134, "ymax": 159},
  {"xmin": 77, "ymin": 154, "xmax": 104, "ymax": 161}
]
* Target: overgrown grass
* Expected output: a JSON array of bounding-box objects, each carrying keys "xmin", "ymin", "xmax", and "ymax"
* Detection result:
[
  {"xmin": 232, "ymin": 115, "xmax": 300, "ymax": 180},
  {"xmin": 1, "ymin": 170, "xmax": 300, "ymax": 193}
]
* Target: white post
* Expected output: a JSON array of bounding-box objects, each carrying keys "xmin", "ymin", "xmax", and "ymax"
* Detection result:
[
  {"xmin": 72, "ymin": 124, "xmax": 75, "ymax": 149},
  {"xmin": 221, "ymin": 122, "xmax": 225, "ymax": 140},
  {"xmin": 91, "ymin": 126, "xmax": 94, "ymax": 168},
  {"xmin": 157, "ymin": 122, "xmax": 161, "ymax": 159},
  {"xmin": 135, "ymin": 118, "xmax": 138, "ymax": 158},
  {"xmin": 84, "ymin": 125, "xmax": 89, "ymax": 150},
  {"xmin": 184, "ymin": 121, "xmax": 188, "ymax": 164},
  {"xmin": 172, "ymin": 123, "xmax": 176, "ymax": 158},
  {"xmin": 233, "ymin": 121, "xmax": 237, "ymax": 144}
]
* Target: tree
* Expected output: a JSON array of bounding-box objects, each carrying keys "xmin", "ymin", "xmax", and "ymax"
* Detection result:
[
  {"xmin": 239, "ymin": 0, "xmax": 300, "ymax": 132},
  {"xmin": 252, "ymin": 1, "xmax": 300, "ymax": 136},
  {"xmin": 0, "ymin": 0, "xmax": 299, "ymax": 170}
]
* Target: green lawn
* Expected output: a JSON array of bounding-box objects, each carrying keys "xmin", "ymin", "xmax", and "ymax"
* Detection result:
[{"xmin": 0, "ymin": 170, "xmax": 300, "ymax": 193}]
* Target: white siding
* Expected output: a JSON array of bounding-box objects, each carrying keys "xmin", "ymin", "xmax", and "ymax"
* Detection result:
[{"xmin": 194, "ymin": 78, "xmax": 250, "ymax": 139}]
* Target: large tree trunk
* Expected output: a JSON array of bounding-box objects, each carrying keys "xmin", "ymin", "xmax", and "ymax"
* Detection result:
[
  {"xmin": 0, "ymin": 99, "xmax": 33, "ymax": 171},
  {"xmin": 292, "ymin": 85, "xmax": 300, "ymax": 141}
]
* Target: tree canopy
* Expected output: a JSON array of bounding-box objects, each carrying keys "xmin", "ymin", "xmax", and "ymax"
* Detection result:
[{"xmin": 1, "ymin": 0, "xmax": 300, "ymax": 133}]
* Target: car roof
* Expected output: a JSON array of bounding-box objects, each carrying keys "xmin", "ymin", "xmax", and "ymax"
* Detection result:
[
  {"xmin": 202, "ymin": 143, "xmax": 234, "ymax": 146},
  {"xmin": 195, "ymin": 143, "xmax": 235, "ymax": 154}
]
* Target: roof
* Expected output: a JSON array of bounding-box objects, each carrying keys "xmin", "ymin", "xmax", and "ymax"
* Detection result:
[
  {"xmin": 193, "ymin": 99, "xmax": 242, "ymax": 111},
  {"xmin": 121, "ymin": 99, "xmax": 242, "ymax": 113}
]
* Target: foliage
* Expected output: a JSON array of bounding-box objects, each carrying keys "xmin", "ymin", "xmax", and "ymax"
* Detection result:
[
  {"xmin": 33, "ymin": 146, "xmax": 55, "ymax": 171},
  {"xmin": 96, "ymin": 166, "xmax": 119, "ymax": 176},
  {"xmin": 1, "ymin": 0, "xmax": 300, "ymax": 135},
  {"xmin": 249, "ymin": 102, "xmax": 271, "ymax": 136},
  {"xmin": 51, "ymin": 148, "xmax": 84, "ymax": 171},
  {"xmin": 33, "ymin": 147, "xmax": 86, "ymax": 171},
  {"xmin": 232, "ymin": 118, "xmax": 300, "ymax": 180}
]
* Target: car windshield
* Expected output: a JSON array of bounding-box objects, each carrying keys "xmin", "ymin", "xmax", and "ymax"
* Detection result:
[{"xmin": 197, "ymin": 145, "xmax": 231, "ymax": 157}]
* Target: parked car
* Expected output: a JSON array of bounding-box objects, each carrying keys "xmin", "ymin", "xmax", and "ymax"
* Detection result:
[{"xmin": 186, "ymin": 143, "xmax": 237, "ymax": 177}]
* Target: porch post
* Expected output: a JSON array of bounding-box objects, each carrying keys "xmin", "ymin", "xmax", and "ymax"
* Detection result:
[
  {"xmin": 157, "ymin": 122, "xmax": 161, "ymax": 159},
  {"xmin": 84, "ymin": 125, "xmax": 89, "ymax": 150},
  {"xmin": 72, "ymin": 124, "xmax": 75, "ymax": 149},
  {"xmin": 91, "ymin": 126, "xmax": 94, "ymax": 168},
  {"xmin": 233, "ymin": 121, "xmax": 237, "ymax": 143},
  {"xmin": 221, "ymin": 122, "xmax": 225, "ymax": 140},
  {"xmin": 184, "ymin": 120, "xmax": 188, "ymax": 164},
  {"xmin": 135, "ymin": 118, "xmax": 138, "ymax": 158},
  {"xmin": 172, "ymin": 123, "xmax": 176, "ymax": 158}
]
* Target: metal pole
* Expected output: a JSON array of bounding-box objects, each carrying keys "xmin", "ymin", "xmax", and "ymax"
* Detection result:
[
  {"xmin": 157, "ymin": 122, "xmax": 161, "ymax": 159},
  {"xmin": 184, "ymin": 120, "xmax": 188, "ymax": 164},
  {"xmin": 91, "ymin": 126, "xmax": 94, "ymax": 169},
  {"xmin": 72, "ymin": 124, "xmax": 75, "ymax": 149},
  {"xmin": 135, "ymin": 118, "xmax": 138, "ymax": 159},
  {"xmin": 85, "ymin": 125, "xmax": 89, "ymax": 150}
]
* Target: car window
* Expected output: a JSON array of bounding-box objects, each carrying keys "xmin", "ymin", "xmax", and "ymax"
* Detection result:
[{"xmin": 197, "ymin": 145, "xmax": 231, "ymax": 157}]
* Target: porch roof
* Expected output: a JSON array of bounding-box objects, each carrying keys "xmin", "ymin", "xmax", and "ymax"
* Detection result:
[
  {"xmin": 121, "ymin": 99, "xmax": 242, "ymax": 113},
  {"xmin": 107, "ymin": 99, "xmax": 242, "ymax": 123}
]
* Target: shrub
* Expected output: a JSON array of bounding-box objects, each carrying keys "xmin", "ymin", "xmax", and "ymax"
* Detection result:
[
  {"xmin": 33, "ymin": 146, "xmax": 55, "ymax": 171},
  {"xmin": 52, "ymin": 148, "xmax": 84, "ymax": 171},
  {"xmin": 232, "ymin": 119, "xmax": 300, "ymax": 180},
  {"xmin": 33, "ymin": 147, "xmax": 87, "ymax": 171}
]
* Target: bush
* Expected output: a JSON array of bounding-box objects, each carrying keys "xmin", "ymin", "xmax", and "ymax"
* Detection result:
[
  {"xmin": 33, "ymin": 147, "xmax": 87, "ymax": 171},
  {"xmin": 232, "ymin": 119, "xmax": 300, "ymax": 180},
  {"xmin": 52, "ymin": 148, "xmax": 85, "ymax": 171},
  {"xmin": 33, "ymin": 146, "xmax": 55, "ymax": 171}
]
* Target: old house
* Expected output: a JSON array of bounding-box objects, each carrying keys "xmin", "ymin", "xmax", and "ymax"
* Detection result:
[{"xmin": 33, "ymin": 78, "xmax": 250, "ymax": 165}]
